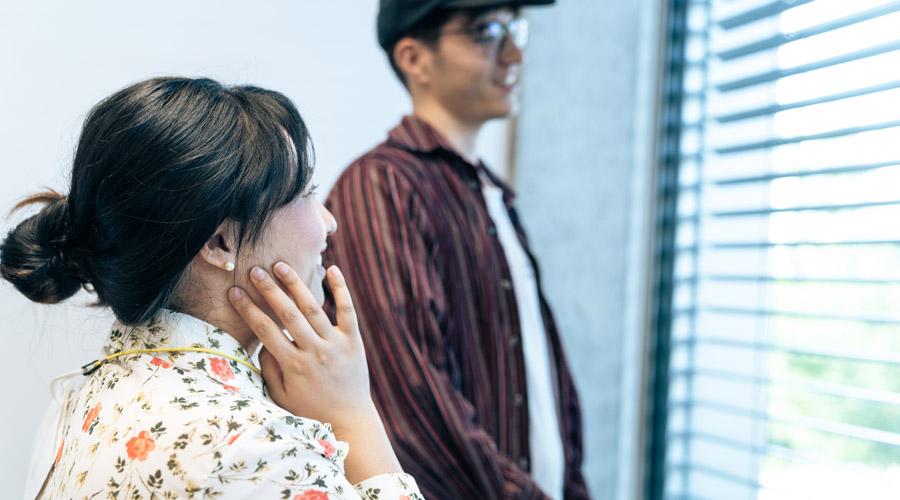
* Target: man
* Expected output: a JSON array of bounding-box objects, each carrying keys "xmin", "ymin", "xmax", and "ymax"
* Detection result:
[{"xmin": 323, "ymin": 1, "xmax": 590, "ymax": 498}]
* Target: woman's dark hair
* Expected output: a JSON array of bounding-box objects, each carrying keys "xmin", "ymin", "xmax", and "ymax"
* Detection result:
[{"xmin": 0, "ymin": 77, "xmax": 313, "ymax": 325}]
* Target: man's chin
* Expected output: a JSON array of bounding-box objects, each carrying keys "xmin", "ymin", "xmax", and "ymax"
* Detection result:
[{"xmin": 490, "ymin": 97, "xmax": 519, "ymax": 120}]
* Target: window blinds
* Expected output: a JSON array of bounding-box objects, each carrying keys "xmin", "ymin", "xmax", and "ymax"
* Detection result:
[{"xmin": 657, "ymin": 1, "xmax": 900, "ymax": 499}]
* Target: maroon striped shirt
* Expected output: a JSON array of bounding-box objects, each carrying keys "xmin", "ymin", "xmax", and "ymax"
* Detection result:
[{"xmin": 324, "ymin": 115, "xmax": 590, "ymax": 500}]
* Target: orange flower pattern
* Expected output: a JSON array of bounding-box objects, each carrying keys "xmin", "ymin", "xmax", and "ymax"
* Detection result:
[
  {"xmin": 318, "ymin": 439, "xmax": 336, "ymax": 458},
  {"xmin": 295, "ymin": 491, "xmax": 329, "ymax": 500},
  {"xmin": 150, "ymin": 357, "xmax": 171, "ymax": 368},
  {"xmin": 209, "ymin": 356, "xmax": 235, "ymax": 381},
  {"xmin": 54, "ymin": 440, "xmax": 64, "ymax": 469},
  {"xmin": 33, "ymin": 311, "xmax": 423, "ymax": 500},
  {"xmin": 125, "ymin": 430, "xmax": 156, "ymax": 461},
  {"xmin": 82, "ymin": 403, "xmax": 101, "ymax": 432}
]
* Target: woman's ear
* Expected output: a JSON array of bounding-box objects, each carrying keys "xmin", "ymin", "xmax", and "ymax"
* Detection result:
[{"xmin": 197, "ymin": 221, "xmax": 237, "ymax": 272}]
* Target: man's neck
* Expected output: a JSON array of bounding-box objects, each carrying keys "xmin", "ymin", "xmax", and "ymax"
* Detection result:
[{"xmin": 411, "ymin": 101, "xmax": 483, "ymax": 163}]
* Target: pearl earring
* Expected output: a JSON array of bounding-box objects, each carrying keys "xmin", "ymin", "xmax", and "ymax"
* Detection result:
[{"xmin": 225, "ymin": 262, "xmax": 235, "ymax": 271}]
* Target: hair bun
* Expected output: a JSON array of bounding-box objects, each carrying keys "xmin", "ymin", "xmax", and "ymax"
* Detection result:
[{"xmin": 0, "ymin": 192, "xmax": 85, "ymax": 304}]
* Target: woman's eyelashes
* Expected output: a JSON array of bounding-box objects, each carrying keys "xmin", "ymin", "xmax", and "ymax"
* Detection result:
[{"xmin": 303, "ymin": 183, "xmax": 319, "ymax": 198}]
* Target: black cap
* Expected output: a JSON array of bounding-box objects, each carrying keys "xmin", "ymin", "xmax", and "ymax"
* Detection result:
[{"xmin": 377, "ymin": 0, "xmax": 555, "ymax": 50}]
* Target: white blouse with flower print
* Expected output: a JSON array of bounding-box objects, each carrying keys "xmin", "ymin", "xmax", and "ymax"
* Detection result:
[{"xmin": 24, "ymin": 310, "xmax": 423, "ymax": 500}]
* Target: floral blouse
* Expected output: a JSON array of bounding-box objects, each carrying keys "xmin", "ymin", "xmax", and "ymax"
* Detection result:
[{"xmin": 26, "ymin": 310, "xmax": 423, "ymax": 500}]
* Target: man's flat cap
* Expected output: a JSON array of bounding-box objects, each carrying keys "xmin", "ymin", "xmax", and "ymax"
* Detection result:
[{"xmin": 377, "ymin": 0, "xmax": 555, "ymax": 50}]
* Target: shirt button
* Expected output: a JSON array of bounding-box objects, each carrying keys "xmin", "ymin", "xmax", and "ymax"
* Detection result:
[
  {"xmin": 508, "ymin": 335, "xmax": 520, "ymax": 348},
  {"xmin": 500, "ymin": 278, "xmax": 513, "ymax": 290},
  {"xmin": 487, "ymin": 225, "xmax": 497, "ymax": 236},
  {"xmin": 518, "ymin": 456, "xmax": 530, "ymax": 469},
  {"xmin": 513, "ymin": 393, "xmax": 524, "ymax": 407}
]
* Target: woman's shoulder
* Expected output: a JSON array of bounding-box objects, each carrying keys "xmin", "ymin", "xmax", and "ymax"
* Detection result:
[
  {"xmin": 79, "ymin": 352, "xmax": 337, "ymax": 438},
  {"xmin": 49, "ymin": 354, "xmax": 350, "ymax": 499}
]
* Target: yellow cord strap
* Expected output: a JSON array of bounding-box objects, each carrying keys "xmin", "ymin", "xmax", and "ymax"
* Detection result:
[{"xmin": 81, "ymin": 347, "xmax": 261, "ymax": 376}]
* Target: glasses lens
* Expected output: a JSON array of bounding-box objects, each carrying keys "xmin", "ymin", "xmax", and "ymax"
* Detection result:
[
  {"xmin": 464, "ymin": 19, "xmax": 528, "ymax": 57},
  {"xmin": 487, "ymin": 21, "xmax": 504, "ymax": 40},
  {"xmin": 509, "ymin": 18, "xmax": 529, "ymax": 48},
  {"xmin": 471, "ymin": 21, "xmax": 504, "ymax": 44}
]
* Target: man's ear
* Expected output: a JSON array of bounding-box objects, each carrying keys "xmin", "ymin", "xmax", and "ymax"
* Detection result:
[
  {"xmin": 197, "ymin": 221, "xmax": 238, "ymax": 272},
  {"xmin": 394, "ymin": 37, "xmax": 434, "ymax": 87}
]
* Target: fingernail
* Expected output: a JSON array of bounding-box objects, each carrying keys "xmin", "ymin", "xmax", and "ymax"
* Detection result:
[
  {"xmin": 329, "ymin": 266, "xmax": 343, "ymax": 279},
  {"xmin": 251, "ymin": 266, "xmax": 265, "ymax": 280},
  {"xmin": 274, "ymin": 262, "xmax": 289, "ymax": 276},
  {"xmin": 229, "ymin": 288, "xmax": 242, "ymax": 300}
]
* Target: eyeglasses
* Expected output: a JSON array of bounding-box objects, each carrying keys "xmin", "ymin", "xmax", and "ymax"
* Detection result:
[{"xmin": 441, "ymin": 18, "xmax": 530, "ymax": 58}]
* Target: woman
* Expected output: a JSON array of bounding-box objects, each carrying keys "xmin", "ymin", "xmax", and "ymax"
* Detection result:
[{"xmin": 3, "ymin": 77, "xmax": 422, "ymax": 499}]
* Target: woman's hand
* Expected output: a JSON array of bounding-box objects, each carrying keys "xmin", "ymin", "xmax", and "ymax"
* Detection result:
[
  {"xmin": 227, "ymin": 262, "xmax": 376, "ymax": 430},
  {"xmin": 228, "ymin": 262, "xmax": 403, "ymax": 483}
]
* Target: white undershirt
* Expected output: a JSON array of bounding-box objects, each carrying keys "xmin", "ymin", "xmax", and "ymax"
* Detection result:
[{"xmin": 481, "ymin": 176, "xmax": 565, "ymax": 500}]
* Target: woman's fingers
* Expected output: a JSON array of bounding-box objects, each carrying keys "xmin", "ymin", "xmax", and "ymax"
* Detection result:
[
  {"xmin": 229, "ymin": 262, "xmax": 372, "ymax": 424},
  {"xmin": 228, "ymin": 286, "xmax": 300, "ymax": 366},
  {"xmin": 247, "ymin": 265, "xmax": 321, "ymax": 346},
  {"xmin": 271, "ymin": 262, "xmax": 334, "ymax": 339},
  {"xmin": 327, "ymin": 266, "xmax": 358, "ymax": 335},
  {"xmin": 257, "ymin": 346, "xmax": 286, "ymax": 400}
]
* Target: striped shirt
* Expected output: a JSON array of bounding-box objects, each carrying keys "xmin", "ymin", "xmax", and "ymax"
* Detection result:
[{"xmin": 324, "ymin": 115, "xmax": 590, "ymax": 500}]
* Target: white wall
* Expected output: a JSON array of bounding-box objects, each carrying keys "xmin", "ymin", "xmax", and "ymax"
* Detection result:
[
  {"xmin": 516, "ymin": 0, "xmax": 663, "ymax": 498},
  {"xmin": 0, "ymin": 2, "xmax": 511, "ymax": 498}
]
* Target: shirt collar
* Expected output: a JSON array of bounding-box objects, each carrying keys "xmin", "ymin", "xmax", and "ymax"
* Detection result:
[
  {"xmin": 387, "ymin": 115, "xmax": 486, "ymax": 167},
  {"xmin": 387, "ymin": 115, "xmax": 518, "ymax": 201},
  {"xmin": 386, "ymin": 115, "xmax": 455, "ymax": 154},
  {"xmin": 104, "ymin": 310, "xmax": 264, "ymax": 396}
]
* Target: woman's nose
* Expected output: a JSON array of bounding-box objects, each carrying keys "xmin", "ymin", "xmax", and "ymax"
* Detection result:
[{"xmin": 320, "ymin": 202, "xmax": 338, "ymax": 235}]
